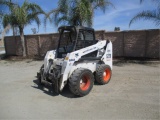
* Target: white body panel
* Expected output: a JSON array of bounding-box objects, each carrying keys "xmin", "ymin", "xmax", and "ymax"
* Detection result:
[
  {"xmin": 101, "ymin": 41, "xmax": 113, "ymax": 69},
  {"xmin": 44, "ymin": 50, "xmax": 56, "ymax": 72}
]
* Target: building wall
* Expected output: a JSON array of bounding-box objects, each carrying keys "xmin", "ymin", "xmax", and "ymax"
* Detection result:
[{"xmin": 4, "ymin": 29, "xmax": 160, "ymax": 59}]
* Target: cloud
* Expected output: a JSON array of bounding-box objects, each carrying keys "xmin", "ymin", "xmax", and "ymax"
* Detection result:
[
  {"xmin": 93, "ymin": 1, "xmax": 141, "ymax": 30},
  {"xmin": 93, "ymin": 0, "xmax": 159, "ymax": 31}
]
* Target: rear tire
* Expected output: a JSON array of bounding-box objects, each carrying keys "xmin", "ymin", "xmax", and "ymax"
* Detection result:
[
  {"xmin": 96, "ymin": 64, "xmax": 112, "ymax": 85},
  {"xmin": 69, "ymin": 68, "xmax": 94, "ymax": 97}
]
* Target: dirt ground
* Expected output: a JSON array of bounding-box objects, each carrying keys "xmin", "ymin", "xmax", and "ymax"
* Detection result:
[{"xmin": 0, "ymin": 60, "xmax": 159, "ymax": 120}]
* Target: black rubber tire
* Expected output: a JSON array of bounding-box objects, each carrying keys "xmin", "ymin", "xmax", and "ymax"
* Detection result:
[
  {"xmin": 96, "ymin": 64, "xmax": 112, "ymax": 85},
  {"xmin": 38, "ymin": 64, "xmax": 44, "ymax": 85},
  {"xmin": 69, "ymin": 68, "xmax": 94, "ymax": 97}
]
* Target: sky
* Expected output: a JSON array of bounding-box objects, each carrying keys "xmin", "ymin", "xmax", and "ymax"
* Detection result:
[{"xmin": 2, "ymin": 0, "xmax": 160, "ymax": 35}]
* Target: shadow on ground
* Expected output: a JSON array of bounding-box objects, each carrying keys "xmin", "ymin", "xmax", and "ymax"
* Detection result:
[
  {"xmin": 0, "ymin": 54, "xmax": 6, "ymax": 60},
  {"xmin": 32, "ymin": 79, "xmax": 79, "ymax": 98}
]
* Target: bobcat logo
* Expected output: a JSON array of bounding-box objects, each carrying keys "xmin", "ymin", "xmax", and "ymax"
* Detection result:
[{"xmin": 106, "ymin": 54, "xmax": 111, "ymax": 58}]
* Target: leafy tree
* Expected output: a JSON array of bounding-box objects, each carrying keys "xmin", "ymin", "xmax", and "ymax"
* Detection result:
[
  {"xmin": 47, "ymin": 0, "xmax": 114, "ymax": 27},
  {"xmin": 31, "ymin": 28, "xmax": 37, "ymax": 34},
  {"xmin": 129, "ymin": 0, "xmax": 160, "ymax": 27},
  {"xmin": 1, "ymin": 0, "xmax": 45, "ymax": 56},
  {"xmin": 114, "ymin": 27, "xmax": 120, "ymax": 31}
]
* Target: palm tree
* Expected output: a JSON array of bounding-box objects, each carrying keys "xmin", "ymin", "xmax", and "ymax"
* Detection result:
[
  {"xmin": 129, "ymin": 0, "xmax": 160, "ymax": 27},
  {"xmin": 1, "ymin": 0, "xmax": 45, "ymax": 56},
  {"xmin": 0, "ymin": 0, "xmax": 17, "ymax": 36},
  {"xmin": 47, "ymin": 0, "xmax": 114, "ymax": 27}
]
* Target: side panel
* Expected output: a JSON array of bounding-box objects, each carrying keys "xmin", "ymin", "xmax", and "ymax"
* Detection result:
[
  {"xmin": 68, "ymin": 62, "xmax": 97, "ymax": 77},
  {"xmin": 101, "ymin": 41, "xmax": 113, "ymax": 69}
]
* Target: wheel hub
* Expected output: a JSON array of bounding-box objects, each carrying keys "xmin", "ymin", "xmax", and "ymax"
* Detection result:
[
  {"xmin": 103, "ymin": 72, "xmax": 106, "ymax": 77},
  {"xmin": 80, "ymin": 79, "xmax": 83, "ymax": 84},
  {"xmin": 103, "ymin": 68, "xmax": 111, "ymax": 82},
  {"xmin": 80, "ymin": 76, "xmax": 90, "ymax": 91}
]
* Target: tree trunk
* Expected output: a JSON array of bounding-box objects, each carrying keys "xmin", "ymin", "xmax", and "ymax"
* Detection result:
[
  {"xmin": 12, "ymin": 26, "xmax": 15, "ymax": 36},
  {"xmin": 19, "ymin": 27, "xmax": 26, "ymax": 57}
]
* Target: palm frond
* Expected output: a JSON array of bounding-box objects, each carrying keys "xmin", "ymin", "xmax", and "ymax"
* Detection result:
[
  {"xmin": 0, "ymin": 12, "xmax": 3, "ymax": 18},
  {"xmin": 26, "ymin": 2, "xmax": 45, "ymax": 14},
  {"xmin": 56, "ymin": 16, "xmax": 69, "ymax": 26},
  {"xmin": 129, "ymin": 10, "xmax": 160, "ymax": 27},
  {"xmin": 140, "ymin": 0, "xmax": 144, "ymax": 4},
  {"xmin": 140, "ymin": 0, "xmax": 160, "ymax": 9},
  {"xmin": 0, "ymin": 0, "xmax": 18, "ymax": 12},
  {"xmin": 27, "ymin": 12, "xmax": 41, "ymax": 25},
  {"xmin": 32, "ymin": 16, "xmax": 41, "ymax": 30},
  {"xmin": 2, "ymin": 14, "xmax": 11, "ymax": 27},
  {"xmin": 93, "ymin": 0, "xmax": 115, "ymax": 12},
  {"xmin": 140, "ymin": 0, "xmax": 160, "ymax": 4},
  {"xmin": 48, "ymin": 0, "xmax": 113, "ymax": 27}
]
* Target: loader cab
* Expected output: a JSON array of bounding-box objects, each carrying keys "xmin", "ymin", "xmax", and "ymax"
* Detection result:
[{"xmin": 56, "ymin": 26, "xmax": 97, "ymax": 58}]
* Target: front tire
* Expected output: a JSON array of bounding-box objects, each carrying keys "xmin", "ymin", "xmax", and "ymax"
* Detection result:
[{"xmin": 69, "ymin": 68, "xmax": 94, "ymax": 97}]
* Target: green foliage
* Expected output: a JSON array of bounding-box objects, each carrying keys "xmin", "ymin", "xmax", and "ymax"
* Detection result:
[
  {"xmin": 0, "ymin": 0, "xmax": 45, "ymax": 56},
  {"xmin": 47, "ymin": 0, "xmax": 114, "ymax": 27},
  {"xmin": 0, "ymin": 0, "xmax": 13, "ymax": 36},
  {"xmin": 114, "ymin": 27, "xmax": 120, "ymax": 31},
  {"xmin": 129, "ymin": 0, "xmax": 160, "ymax": 27},
  {"xmin": 2, "ymin": 0, "xmax": 45, "ymax": 29}
]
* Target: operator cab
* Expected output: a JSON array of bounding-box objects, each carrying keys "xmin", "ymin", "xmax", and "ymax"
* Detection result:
[{"xmin": 56, "ymin": 26, "xmax": 97, "ymax": 58}]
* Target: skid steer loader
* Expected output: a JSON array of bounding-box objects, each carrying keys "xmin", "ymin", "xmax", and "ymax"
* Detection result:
[{"xmin": 37, "ymin": 26, "xmax": 112, "ymax": 96}]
